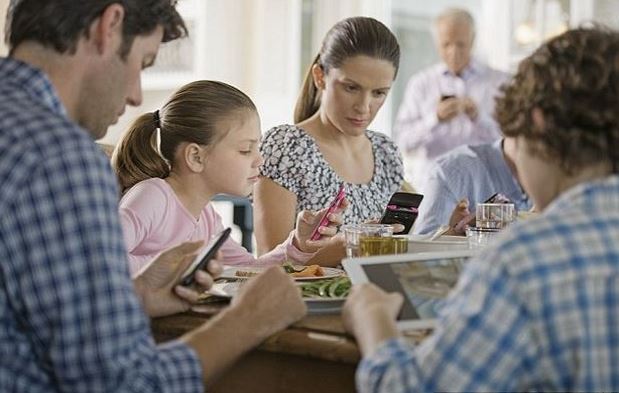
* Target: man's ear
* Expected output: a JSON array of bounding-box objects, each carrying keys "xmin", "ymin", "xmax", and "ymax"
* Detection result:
[
  {"xmin": 185, "ymin": 143, "xmax": 206, "ymax": 172},
  {"xmin": 88, "ymin": 3, "xmax": 125, "ymax": 56},
  {"xmin": 311, "ymin": 63, "xmax": 326, "ymax": 90}
]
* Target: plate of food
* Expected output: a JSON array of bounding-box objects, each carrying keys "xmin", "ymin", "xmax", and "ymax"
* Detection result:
[
  {"xmin": 299, "ymin": 277, "xmax": 351, "ymax": 313},
  {"xmin": 220, "ymin": 263, "xmax": 345, "ymax": 281},
  {"xmin": 209, "ymin": 276, "xmax": 352, "ymax": 314}
]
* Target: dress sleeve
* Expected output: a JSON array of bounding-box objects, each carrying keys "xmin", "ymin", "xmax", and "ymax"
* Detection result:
[
  {"xmin": 259, "ymin": 125, "xmax": 308, "ymax": 195},
  {"xmin": 375, "ymin": 132, "xmax": 405, "ymax": 194}
]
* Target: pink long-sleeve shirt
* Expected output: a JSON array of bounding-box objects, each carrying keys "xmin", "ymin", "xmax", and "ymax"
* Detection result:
[{"xmin": 119, "ymin": 178, "xmax": 314, "ymax": 276}]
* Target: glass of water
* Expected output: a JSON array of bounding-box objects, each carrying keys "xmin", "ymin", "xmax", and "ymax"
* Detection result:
[
  {"xmin": 475, "ymin": 203, "xmax": 515, "ymax": 229},
  {"xmin": 341, "ymin": 224, "xmax": 364, "ymax": 258}
]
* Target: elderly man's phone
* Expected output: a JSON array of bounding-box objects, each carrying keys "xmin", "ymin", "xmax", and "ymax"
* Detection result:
[
  {"xmin": 380, "ymin": 192, "xmax": 424, "ymax": 234},
  {"xmin": 180, "ymin": 227, "xmax": 231, "ymax": 286},
  {"xmin": 310, "ymin": 184, "xmax": 346, "ymax": 241}
]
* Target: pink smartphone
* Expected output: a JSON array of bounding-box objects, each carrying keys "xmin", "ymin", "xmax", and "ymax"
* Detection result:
[{"xmin": 310, "ymin": 184, "xmax": 346, "ymax": 241}]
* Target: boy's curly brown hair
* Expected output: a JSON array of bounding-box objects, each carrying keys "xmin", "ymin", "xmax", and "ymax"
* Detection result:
[{"xmin": 496, "ymin": 27, "xmax": 619, "ymax": 174}]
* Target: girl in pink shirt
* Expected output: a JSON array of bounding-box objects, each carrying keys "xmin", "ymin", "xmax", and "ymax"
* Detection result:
[{"xmin": 113, "ymin": 81, "xmax": 345, "ymax": 276}]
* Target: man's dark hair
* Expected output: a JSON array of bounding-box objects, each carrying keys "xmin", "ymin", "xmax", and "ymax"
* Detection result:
[
  {"xmin": 7, "ymin": 0, "xmax": 187, "ymax": 58},
  {"xmin": 496, "ymin": 26, "xmax": 619, "ymax": 174}
]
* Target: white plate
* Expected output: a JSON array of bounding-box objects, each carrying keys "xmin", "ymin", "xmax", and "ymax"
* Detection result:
[
  {"xmin": 407, "ymin": 234, "xmax": 468, "ymax": 253},
  {"xmin": 213, "ymin": 281, "xmax": 346, "ymax": 314},
  {"xmin": 220, "ymin": 266, "xmax": 345, "ymax": 281},
  {"xmin": 303, "ymin": 298, "xmax": 345, "ymax": 314}
]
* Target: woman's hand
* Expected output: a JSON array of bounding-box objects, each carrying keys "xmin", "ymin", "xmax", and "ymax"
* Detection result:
[
  {"xmin": 364, "ymin": 217, "xmax": 405, "ymax": 234},
  {"xmin": 133, "ymin": 242, "xmax": 224, "ymax": 318},
  {"xmin": 293, "ymin": 198, "xmax": 349, "ymax": 253}
]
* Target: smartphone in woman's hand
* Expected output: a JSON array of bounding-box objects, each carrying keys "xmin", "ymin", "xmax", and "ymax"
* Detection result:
[{"xmin": 310, "ymin": 184, "xmax": 346, "ymax": 241}]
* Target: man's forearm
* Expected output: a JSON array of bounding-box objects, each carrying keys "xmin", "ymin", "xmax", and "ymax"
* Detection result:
[
  {"xmin": 181, "ymin": 304, "xmax": 271, "ymax": 386},
  {"xmin": 354, "ymin": 309, "xmax": 401, "ymax": 356}
]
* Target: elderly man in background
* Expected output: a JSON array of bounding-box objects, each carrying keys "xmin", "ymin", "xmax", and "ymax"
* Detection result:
[{"xmin": 394, "ymin": 8, "xmax": 509, "ymax": 192}]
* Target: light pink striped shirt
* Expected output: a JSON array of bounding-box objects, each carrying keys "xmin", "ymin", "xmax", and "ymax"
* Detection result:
[
  {"xmin": 119, "ymin": 178, "xmax": 313, "ymax": 276},
  {"xmin": 394, "ymin": 60, "xmax": 509, "ymax": 158}
]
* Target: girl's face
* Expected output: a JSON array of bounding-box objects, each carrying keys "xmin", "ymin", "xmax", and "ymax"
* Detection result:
[
  {"xmin": 315, "ymin": 55, "xmax": 395, "ymax": 136},
  {"xmin": 203, "ymin": 109, "xmax": 263, "ymax": 197}
]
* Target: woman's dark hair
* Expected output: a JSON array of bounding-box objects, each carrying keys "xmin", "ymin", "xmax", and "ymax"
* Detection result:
[
  {"xmin": 112, "ymin": 80, "xmax": 257, "ymax": 193},
  {"xmin": 7, "ymin": 0, "xmax": 187, "ymax": 58},
  {"xmin": 294, "ymin": 16, "xmax": 400, "ymax": 123},
  {"xmin": 496, "ymin": 26, "xmax": 619, "ymax": 174}
]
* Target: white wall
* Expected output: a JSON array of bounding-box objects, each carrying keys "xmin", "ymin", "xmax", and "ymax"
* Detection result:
[
  {"xmin": 103, "ymin": 0, "xmax": 400, "ymax": 145},
  {"xmin": 102, "ymin": 0, "xmax": 303, "ymax": 145},
  {"xmin": 0, "ymin": 0, "xmax": 8, "ymax": 56}
]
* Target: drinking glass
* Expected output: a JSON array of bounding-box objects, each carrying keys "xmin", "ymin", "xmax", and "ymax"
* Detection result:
[
  {"xmin": 392, "ymin": 235, "xmax": 409, "ymax": 254},
  {"xmin": 342, "ymin": 224, "xmax": 364, "ymax": 258},
  {"xmin": 358, "ymin": 224, "xmax": 394, "ymax": 257},
  {"xmin": 475, "ymin": 203, "xmax": 515, "ymax": 229},
  {"xmin": 466, "ymin": 226, "xmax": 501, "ymax": 249}
]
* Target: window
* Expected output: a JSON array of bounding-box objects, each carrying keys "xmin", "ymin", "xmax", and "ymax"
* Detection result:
[{"xmin": 142, "ymin": 0, "xmax": 206, "ymax": 90}]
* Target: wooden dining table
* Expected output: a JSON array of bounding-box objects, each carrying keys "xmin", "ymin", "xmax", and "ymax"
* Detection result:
[{"xmin": 151, "ymin": 305, "xmax": 360, "ymax": 393}]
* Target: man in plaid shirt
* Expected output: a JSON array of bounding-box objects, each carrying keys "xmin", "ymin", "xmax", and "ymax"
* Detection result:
[
  {"xmin": 0, "ymin": 1, "xmax": 306, "ymax": 392},
  {"xmin": 344, "ymin": 27, "xmax": 619, "ymax": 392}
]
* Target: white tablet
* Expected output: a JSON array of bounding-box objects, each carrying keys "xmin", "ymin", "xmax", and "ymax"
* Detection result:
[{"xmin": 343, "ymin": 250, "xmax": 475, "ymax": 330}]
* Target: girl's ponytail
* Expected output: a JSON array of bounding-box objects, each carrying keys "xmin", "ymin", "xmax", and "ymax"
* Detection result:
[{"xmin": 112, "ymin": 112, "xmax": 170, "ymax": 194}]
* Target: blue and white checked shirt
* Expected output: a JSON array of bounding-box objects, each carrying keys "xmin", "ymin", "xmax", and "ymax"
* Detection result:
[
  {"xmin": 0, "ymin": 57, "xmax": 203, "ymax": 392},
  {"xmin": 358, "ymin": 175, "xmax": 619, "ymax": 392},
  {"xmin": 413, "ymin": 139, "xmax": 531, "ymax": 234}
]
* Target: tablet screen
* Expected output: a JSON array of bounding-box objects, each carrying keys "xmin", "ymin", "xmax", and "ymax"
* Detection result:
[{"xmin": 361, "ymin": 256, "xmax": 468, "ymax": 320}]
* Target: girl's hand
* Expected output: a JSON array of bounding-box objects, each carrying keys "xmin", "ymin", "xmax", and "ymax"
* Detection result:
[{"xmin": 293, "ymin": 198, "xmax": 349, "ymax": 253}]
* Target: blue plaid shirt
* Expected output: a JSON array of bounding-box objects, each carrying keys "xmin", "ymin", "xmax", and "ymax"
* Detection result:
[
  {"xmin": 358, "ymin": 175, "xmax": 619, "ymax": 392},
  {"xmin": 414, "ymin": 139, "xmax": 531, "ymax": 235},
  {"xmin": 0, "ymin": 57, "xmax": 203, "ymax": 392}
]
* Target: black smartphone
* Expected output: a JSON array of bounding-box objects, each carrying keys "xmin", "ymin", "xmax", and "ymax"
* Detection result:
[
  {"xmin": 379, "ymin": 192, "xmax": 424, "ymax": 234},
  {"xmin": 179, "ymin": 227, "xmax": 231, "ymax": 287},
  {"xmin": 440, "ymin": 94, "xmax": 456, "ymax": 101}
]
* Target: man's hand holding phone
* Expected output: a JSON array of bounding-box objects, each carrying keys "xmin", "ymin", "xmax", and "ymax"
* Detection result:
[
  {"xmin": 133, "ymin": 241, "xmax": 224, "ymax": 318},
  {"xmin": 437, "ymin": 95, "xmax": 460, "ymax": 122}
]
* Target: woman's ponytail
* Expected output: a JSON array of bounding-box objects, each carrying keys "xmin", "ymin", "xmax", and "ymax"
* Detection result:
[{"xmin": 294, "ymin": 54, "xmax": 321, "ymax": 123}]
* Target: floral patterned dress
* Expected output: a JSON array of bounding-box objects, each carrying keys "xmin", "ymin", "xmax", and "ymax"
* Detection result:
[{"xmin": 259, "ymin": 124, "xmax": 404, "ymax": 224}]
